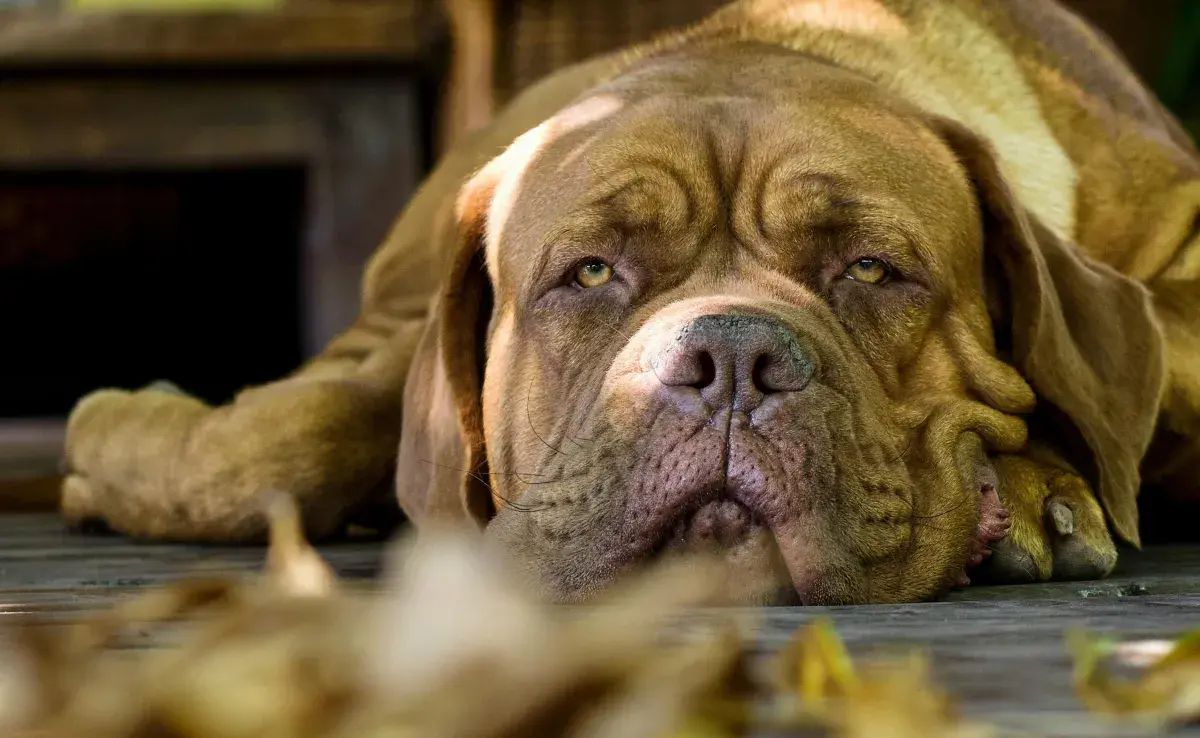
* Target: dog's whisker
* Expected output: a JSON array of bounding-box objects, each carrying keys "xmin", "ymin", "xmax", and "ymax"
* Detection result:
[
  {"xmin": 476, "ymin": 466, "xmax": 550, "ymax": 513},
  {"xmin": 419, "ymin": 458, "xmax": 499, "ymax": 493},
  {"xmin": 526, "ymin": 377, "xmax": 569, "ymax": 456},
  {"xmin": 513, "ymin": 467, "xmax": 592, "ymax": 487},
  {"xmin": 561, "ymin": 380, "xmax": 602, "ymax": 447},
  {"xmin": 418, "ymin": 457, "xmax": 545, "ymax": 508},
  {"xmin": 418, "ymin": 459, "xmax": 545, "ymax": 511},
  {"xmin": 883, "ymin": 434, "xmax": 918, "ymax": 466},
  {"xmin": 497, "ymin": 469, "xmax": 597, "ymax": 514},
  {"xmin": 910, "ymin": 490, "xmax": 975, "ymax": 524},
  {"xmin": 484, "ymin": 469, "xmax": 551, "ymax": 477}
]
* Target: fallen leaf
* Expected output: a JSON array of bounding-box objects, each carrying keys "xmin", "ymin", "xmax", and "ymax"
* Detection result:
[
  {"xmin": 769, "ymin": 619, "xmax": 995, "ymax": 738},
  {"xmin": 263, "ymin": 491, "xmax": 339, "ymax": 598},
  {"xmin": 1, "ymin": 501, "xmax": 754, "ymax": 738},
  {"xmin": 1, "ymin": 497, "xmax": 1014, "ymax": 738},
  {"xmin": 1069, "ymin": 626, "xmax": 1200, "ymax": 726}
]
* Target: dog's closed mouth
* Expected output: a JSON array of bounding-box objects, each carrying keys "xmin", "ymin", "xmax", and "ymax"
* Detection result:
[{"xmin": 655, "ymin": 495, "xmax": 762, "ymax": 554}]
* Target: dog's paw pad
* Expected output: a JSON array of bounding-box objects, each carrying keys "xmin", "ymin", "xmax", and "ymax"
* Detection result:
[{"xmin": 984, "ymin": 538, "xmax": 1043, "ymax": 584}]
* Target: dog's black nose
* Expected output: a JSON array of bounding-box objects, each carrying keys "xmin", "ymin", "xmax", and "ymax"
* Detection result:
[{"xmin": 652, "ymin": 314, "xmax": 813, "ymax": 411}]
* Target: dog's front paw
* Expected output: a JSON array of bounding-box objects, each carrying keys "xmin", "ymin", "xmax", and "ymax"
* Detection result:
[
  {"xmin": 980, "ymin": 455, "xmax": 1117, "ymax": 584},
  {"xmin": 59, "ymin": 382, "xmax": 211, "ymax": 534}
]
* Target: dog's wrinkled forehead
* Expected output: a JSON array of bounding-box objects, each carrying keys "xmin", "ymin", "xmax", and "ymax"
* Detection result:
[
  {"xmin": 477, "ymin": 57, "xmax": 984, "ymax": 297},
  {"xmin": 462, "ymin": 93, "xmax": 627, "ymax": 278}
]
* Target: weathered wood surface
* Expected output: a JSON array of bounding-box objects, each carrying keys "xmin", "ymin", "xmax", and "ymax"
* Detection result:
[
  {"xmin": 3, "ymin": 511, "xmax": 1200, "ymax": 736},
  {"xmin": 0, "ymin": 512, "xmax": 382, "ymax": 614}
]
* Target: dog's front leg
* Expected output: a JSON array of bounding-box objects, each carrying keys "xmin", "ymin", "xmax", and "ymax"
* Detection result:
[{"xmin": 59, "ymin": 308, "xmax": 425, "ymax": 542}]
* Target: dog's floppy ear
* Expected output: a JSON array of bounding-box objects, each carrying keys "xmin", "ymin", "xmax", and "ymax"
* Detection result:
[
  {"xmin": 395, "ymin": 169, "xmax": 498, "ymax": 530},
  {"xmin": 933, "ymin": 117, "xmax": 1166, "ymax": 547}
]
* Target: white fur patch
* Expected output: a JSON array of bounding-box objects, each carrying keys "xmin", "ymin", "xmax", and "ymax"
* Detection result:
[
  {"xmin": 746, "ymin": 0, "xmax": 907, "ymax": 37},
  {"xmin": 746, "ymin": 0, "xmax": 1079, "ymax": 241},
  {"xmin": 473, "ymin": 95, "xmax": 625, "ymax": 285}
]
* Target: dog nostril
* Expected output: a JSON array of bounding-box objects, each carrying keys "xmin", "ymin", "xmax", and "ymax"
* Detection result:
[
  {"xmin": 752, "ymin": 351, "xmax": 811, "ymax": 394},
  {"xmin": 695, "ymin": 350, "xmax": 717, "ymax": 389},
  {"xmin": 751, "ymin": 354, "xmax": 774, "ymax": 394}
]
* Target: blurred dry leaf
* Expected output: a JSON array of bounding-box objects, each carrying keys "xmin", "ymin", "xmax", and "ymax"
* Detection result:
[
  {"xmin": 769, "ymin": 619, "xmax": 995, "ymax": 738},
  {"xmin": 775, "ymin": 617, "xmax": 858, "ymax": 710},
  {"xmin": 0, "ymin": 496, "xmax": 1008, "ymax": 738},
  {"xmin": 1069, "ymin": 627, "xmax": 1200, "ymax": 726},
  {"xmin": 262, "ymin": 491, "xmax": 339, "ymax": 598},
  {"xmin": 0, "ymin": 499, "xmax": 753, "ymax": 738}
]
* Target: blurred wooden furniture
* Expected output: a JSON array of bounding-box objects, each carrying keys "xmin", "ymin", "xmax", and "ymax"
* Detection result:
[
  {"xmin": 0, "ymin": 1, "xmax": 432, "ymax": 65},
  {"xmin": 0, "ymin": 420, "xmax": 62, "ymax": 509},
  {"xmin": 440, "ymin": 0, "xmax": 494, "ymax": 149}
]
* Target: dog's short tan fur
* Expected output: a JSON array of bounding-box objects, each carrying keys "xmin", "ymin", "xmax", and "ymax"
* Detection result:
[{"xmin": 61, "ymin": 0, "xmax": 1200, "ymax": 603}]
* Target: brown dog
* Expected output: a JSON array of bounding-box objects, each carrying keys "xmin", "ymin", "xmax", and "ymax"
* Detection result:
[{"xmin": 60, "ymin": 0, "xmax": 1200, "ymax": 604}]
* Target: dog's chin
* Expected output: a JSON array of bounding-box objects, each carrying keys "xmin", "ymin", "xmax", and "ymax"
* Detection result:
[{"xmin": 651, "ymin": 498, "xmax": 802, "ymax": 606}]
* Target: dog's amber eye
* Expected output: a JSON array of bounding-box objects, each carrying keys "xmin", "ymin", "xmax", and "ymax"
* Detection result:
[
  {"xmin": 574, "ymin": 259, "xmax": 614, "ymax": 288},
  {"xmin": 843, "ymin": 258, "xmax": 891, "ymax": 284}
]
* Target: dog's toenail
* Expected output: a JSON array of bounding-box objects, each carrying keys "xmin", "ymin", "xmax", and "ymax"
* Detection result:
[{"xmin": 1048, "ymin": 501, "xmax": 1074, "ymax": 535}]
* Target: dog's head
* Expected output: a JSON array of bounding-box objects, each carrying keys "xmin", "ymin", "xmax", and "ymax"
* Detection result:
[{"xmin": 397, "ymin": 46, "xmax": 1163, "ymax": 604}]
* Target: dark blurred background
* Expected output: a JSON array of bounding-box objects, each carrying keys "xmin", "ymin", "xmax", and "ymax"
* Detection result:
[{"xmin": 0, "ymin": 0, "xmax": 1197, "ymax": 487}]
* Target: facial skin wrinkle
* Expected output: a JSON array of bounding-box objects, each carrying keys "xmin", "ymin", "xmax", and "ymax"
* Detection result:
[
  {"xmin": 658, "ymin": 416, "xmax": 708, "ymax": 497},
  {"xmin": 523, "ymin": 165, "xmax": 623, "ymax": 293},
  {"xmin": 858, "ymin": 452, "xmax": 915, "ymax": 565},
  {"xmin": 702, "ymin": 116, "xmax": 749, "ymax": 241},
  {"xmin": 751, "ymin": 155, "xmax": 782, "ymax": 249},
  {"xmin": 559, "ymin": 392, "xmax": 599, "ymax": 452},
  {"xmin": 526, "ymin": 377, "xmax": 569, "ymax": 457},
  {"xmin": 529, "ymin": 321, "xmax": 613, "ymax": 459},
  {"xmin": 512, "ymin": 403, "xmax": 615, "ymax": 515},
  {"xmin": 566, "ymin": 384, "xmax": 604, "ymax": 446},
  {"xmin": 627, "ymin": 411, "xmax": 712, "ymax": 542},
  {"xmin": 715, "ymin": 402, "xmax": 735, "ymax": 495},
  {"xmin": 628, "ymin": 403, "xmax": 678, "ymax": 516},
  {"xmin": 550, "ymin": 440, "xmax": 616, "ymax": 517},
  {"xmin": 816, "ymin": 401, "xmax": 847, "ymax": 522},
  {"xmin": 753, "ymin": 428, "xmax": 799, "ymax": 519},
  {"xmin": 752, "ymin": 170, "xmax": 860, "ymax": 255},
  {"xmin": 620, "ymin": 156, "xmax": 698, "ymax": 231},
  {"xmin": 819, "ymin": 387, "xmax": 887, "ymax": 530},
  {"xmin": 539, "ymin": 440, "xmax": 592, "ymax": 498},
  {"xmin": 554, "ymin": 362, "xmax": 606, "ymax": 450},
  {"xmin": 891, "ymin": 308, "xmax": 942, "ymax": 387}
]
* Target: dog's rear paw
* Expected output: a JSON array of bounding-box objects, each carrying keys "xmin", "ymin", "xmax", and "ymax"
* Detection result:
[{"xmin": 979, "ymin": 455, "xmax": 1117, "ymax": 584}]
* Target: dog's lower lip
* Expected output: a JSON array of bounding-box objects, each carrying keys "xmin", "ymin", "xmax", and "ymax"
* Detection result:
[{"xmin": 653, "ymin": 495, "xmax": 757, "ymax": 554}]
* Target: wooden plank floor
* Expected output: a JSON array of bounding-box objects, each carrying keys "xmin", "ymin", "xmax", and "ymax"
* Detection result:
[
  {"xmin": 3, "ymin": 511, "xmax": 1200, "ymax": 736},
  {"xmin": 0, "ymin": 512, "xmax": 384, "ymax": 619}
]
